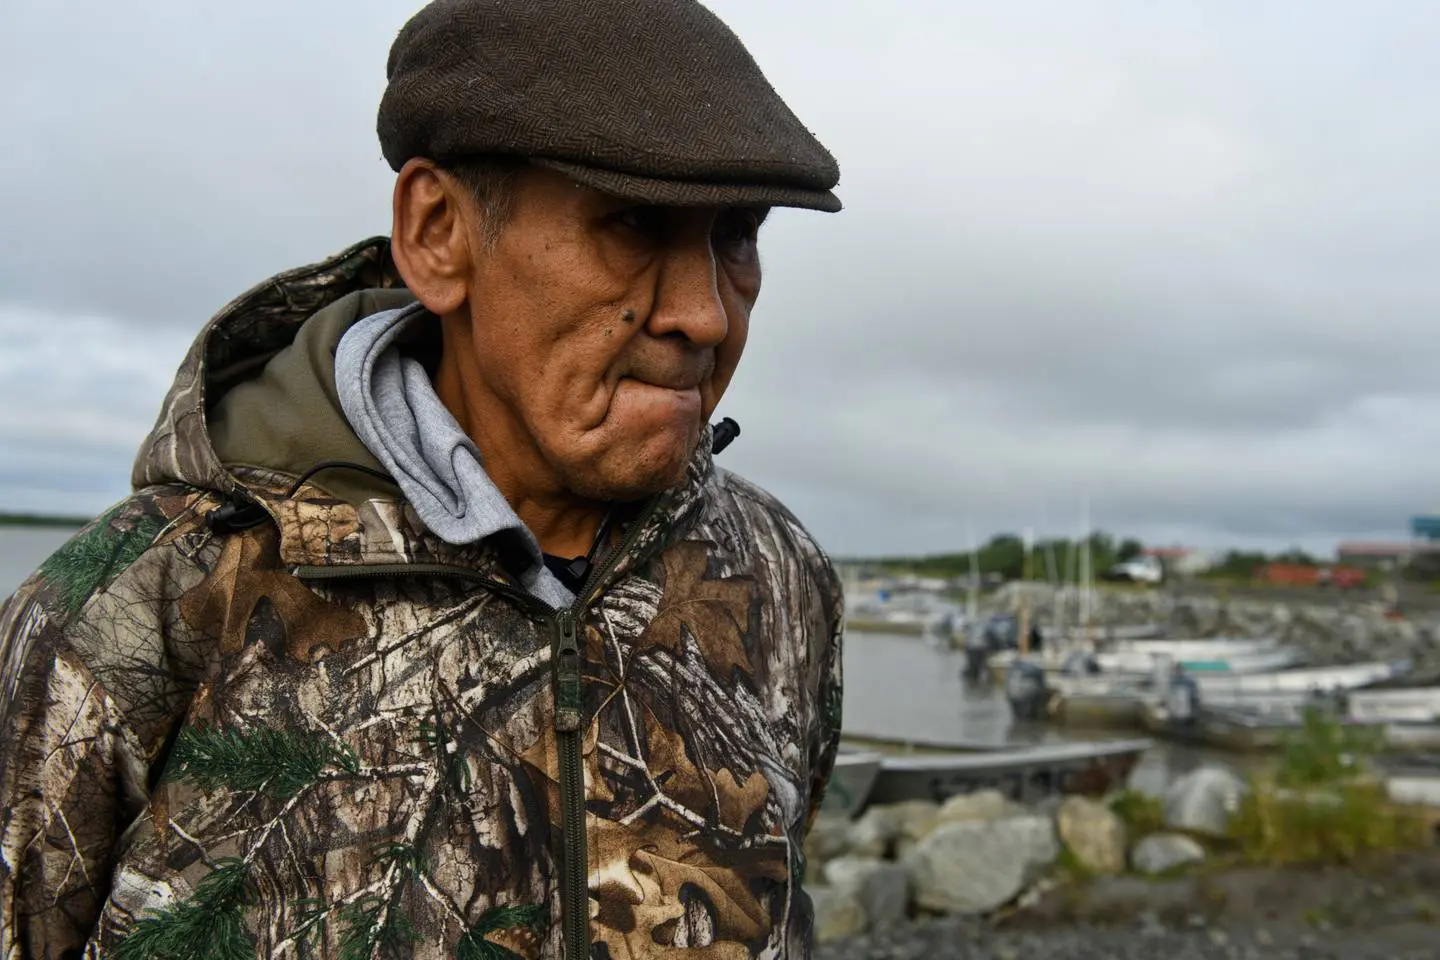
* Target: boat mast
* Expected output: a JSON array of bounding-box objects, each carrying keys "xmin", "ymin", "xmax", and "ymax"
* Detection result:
[
  {"xmin": 966, "ymin": 517, "xmax": 980, "ymax": 628},
  {"xmin": 1019, "ymin": 527, "xmax": 1034, "ymax": 655},
  {"xmin": 1080, "ymin": 492, "xmax": 1094, "ymax": 648}
]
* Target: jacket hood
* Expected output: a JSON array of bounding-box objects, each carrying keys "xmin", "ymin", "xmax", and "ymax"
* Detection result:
[
  {"xmin": 130, "ymin": 236, "xmax": 714, "ymax": 576},
  {"xmin": 132, "ymin": 236, "xmax": 404, "ymax": 500}
]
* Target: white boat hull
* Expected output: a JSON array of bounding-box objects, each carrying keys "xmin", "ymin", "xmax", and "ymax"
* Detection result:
[
  {"xmin": 1347, "ymin": 686, "xmax": 1440, "ymax": 724},
  {"xmin": 993, "ymin": 637, "xmax": 1299, "ymax": 678},
  {"xmin": 1193, "ymin": 660, "xmax": 1411, "ymax": 696}
]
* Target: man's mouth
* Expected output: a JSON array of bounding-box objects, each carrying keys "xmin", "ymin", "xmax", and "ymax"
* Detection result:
[{"xmin": 624, "ymin": 372, "xmax": 703, "ymax": 392}]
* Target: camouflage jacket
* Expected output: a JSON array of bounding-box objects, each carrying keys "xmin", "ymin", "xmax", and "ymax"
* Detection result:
[{"xmin": 0, "ymin": 238, "xmax": 845, "ymax": 960}]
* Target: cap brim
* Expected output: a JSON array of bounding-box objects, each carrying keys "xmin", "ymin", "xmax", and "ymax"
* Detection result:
[{"xmin": 532, "ymin": 158, "xmax": 842, "ymax": 213}]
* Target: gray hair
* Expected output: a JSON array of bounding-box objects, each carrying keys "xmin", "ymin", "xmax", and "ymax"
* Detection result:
[{"xmin": 438, "ymin": 156, "xmax": 521, "ymax": 248}]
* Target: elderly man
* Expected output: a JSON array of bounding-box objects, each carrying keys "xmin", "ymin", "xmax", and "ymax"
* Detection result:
[{"xmin": 0, "ymin": 0, "xmax": 844, "ymax": 957}]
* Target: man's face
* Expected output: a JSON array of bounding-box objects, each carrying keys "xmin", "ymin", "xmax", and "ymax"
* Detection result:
[{"xmin": 458, "ymin": 168, "xmax": 765, "ymax": 501}]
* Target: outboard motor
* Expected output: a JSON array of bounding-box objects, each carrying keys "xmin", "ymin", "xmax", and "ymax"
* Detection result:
[
  {"xmin": 1165, "ymin": 669, "xmax": 1201, "ymax": 730},
  {"xmin": 1306, "ymin": 684, "xmax": 1348, "ymax": 718},
  {"xmin": 1005, "ymin": 658, "xmax": 1050, "ymax": 721},
  {"xmin": 961, "ymin": 625, "xmax": 990, "ymax": 683},
  {"xmin": 984, "ymin": 614, "xmax": 1020, "ymax": 653},
  {"xmin": 1060, "ymin": 650, "xmax": 1101, "ymax": 677}
]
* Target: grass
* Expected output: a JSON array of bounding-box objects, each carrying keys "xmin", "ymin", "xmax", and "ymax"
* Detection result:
[
  {"xmin": 1054, "ymin": 844, "xmax": 1095, "ymax": 881},
  {"xmin": 1273, "ymin": 707, "xmax": 1385, "ymax": 788},
  {"xmin": 1230, "ymin": 781, "xmax": 1428, "ymax": 866},
  {"xmin": 1227, "ymin": 708, "xmax": 1431, "ymax": 866},
  {"xmin": 1109, "ymin": 789, "xmax": 1165, "ymax": 841}
]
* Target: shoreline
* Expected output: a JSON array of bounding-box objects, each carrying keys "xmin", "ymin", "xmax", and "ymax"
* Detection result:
[{"xmin": 0, "ymin": 512, "xmax": 91, "ymax": 529}]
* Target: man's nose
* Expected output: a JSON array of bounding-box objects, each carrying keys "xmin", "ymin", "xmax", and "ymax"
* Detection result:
[{"xmin": 645, "ymin": 240, "xmax": 729, "ymax": 348}]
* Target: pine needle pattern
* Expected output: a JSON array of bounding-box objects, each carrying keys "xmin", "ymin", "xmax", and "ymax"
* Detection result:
[
  {"xmin": 37, "ymin": 505, "xmax": 166, "ymax": 616},
  {"xmin": 111, "ymin": 859, "xmax": 255, "ymax": 960},
  {"xmin": 335, "ymin": 896, "xmax": 419, "ymax": 960},
  {"xmin": 166, "ymin": 725, "xmax": 360, "ymax": 799}
]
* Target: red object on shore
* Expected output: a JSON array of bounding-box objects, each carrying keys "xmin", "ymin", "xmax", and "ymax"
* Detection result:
[
  {"xmin": 1329, "ymin": 567, "xmax": 1367, "ymax": 588},
  {"xmin": 1258, "ymin": 563, "xmax": 1366, "ymax": 588}
]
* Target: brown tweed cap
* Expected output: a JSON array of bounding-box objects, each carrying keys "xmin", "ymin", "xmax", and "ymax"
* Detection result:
[{"xmin": 377, "ymin": 0, "xmax": 841, "ymax": 212}]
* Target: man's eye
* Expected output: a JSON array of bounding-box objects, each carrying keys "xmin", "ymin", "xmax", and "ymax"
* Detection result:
[
  {"xmin": 713, "ymin": 211, "xmax": 760, "ymax": 254},
  {"xmin": 611, "ymin": 206, "xmax": 668, "ymax": 238}
]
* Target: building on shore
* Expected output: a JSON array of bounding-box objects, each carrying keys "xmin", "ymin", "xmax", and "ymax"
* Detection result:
[
  {"xmin": 1336, "ymin": 541, "xmax": 1430, "ymax": 573},
  {"xmin": 1141, "ymin": 546, "xmax": 1217, "ymax": 578}
]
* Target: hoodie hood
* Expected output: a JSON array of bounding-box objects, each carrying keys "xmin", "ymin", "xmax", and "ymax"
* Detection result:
[
  {"xmin": 130, "ymin": 236, "xmax": 714, "ymax": 576},
  {"xmin": 132, "ymin": 236, "xmax": 404, "ymax": 500}
]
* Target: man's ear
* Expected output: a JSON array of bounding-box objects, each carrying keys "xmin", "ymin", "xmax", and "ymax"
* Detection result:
[{"xmin": 390, "ymin": 158, "xmax": 472, "ymax": 316}]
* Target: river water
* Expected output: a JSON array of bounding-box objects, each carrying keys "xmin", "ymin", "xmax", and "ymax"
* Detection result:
[
  {"xmin": 841, "ymin": 630, "xmax": 1262, "ymax": 795},
  {"xmin": 0, "ymin": 525, "xmax": 79, "ymax": 599}
]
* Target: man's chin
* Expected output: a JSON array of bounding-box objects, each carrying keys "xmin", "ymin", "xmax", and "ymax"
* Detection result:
[
  {"xmin": 567, "ymin": 462, "xmax": 689, "ymax": 503},
  {"xmin": 562, "ymin": 438, "xmax": 697, "ymax": 502}
]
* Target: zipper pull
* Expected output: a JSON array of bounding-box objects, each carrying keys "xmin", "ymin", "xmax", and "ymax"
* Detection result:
[{"xmin": 553, "ymin": 610, "xmax": 583, "ymax": 733}]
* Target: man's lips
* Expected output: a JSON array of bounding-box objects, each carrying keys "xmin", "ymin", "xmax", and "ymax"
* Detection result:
[{"xmin": 623, "ymin": 372, "xmax": 704, "ymax": 392}]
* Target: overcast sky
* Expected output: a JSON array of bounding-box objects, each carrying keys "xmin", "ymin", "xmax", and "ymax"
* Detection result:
[{"xmin": 2, "ymin": 1, "xmax": 1438, "ymax": 559}]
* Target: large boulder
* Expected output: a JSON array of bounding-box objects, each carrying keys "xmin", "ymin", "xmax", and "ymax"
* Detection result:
[
  {"xmin": 808, "ymin": 885, "xmax": 867, "ymax": 943},
  {"xmin": 888, "ymin": 800, "xmax": 942, "ymax": 859},
  {"xmin": 824, "ymin": 856, "xmax": 912, "ymax": 928},
  {"xmin": 937, "ymin": 788, "xmax": 1025, "ymax": 824},
  {"xmin": 1163, "ymin": 765, "xmax": 1248, "ymax": 837},
  {"xmin": 1131, "ymin": 833, "xmax": 1206, "ymax": 875},
  {"xmin": 847, "ymin": 805, "xmax": 904, "ymax": 859},
  {"xmin": 1056, "ymin": 795, "xmax": 1127, "ymax": 875},
  {"xmin": 904, "ymin": 815, "xmax": 1059, "ymax": 915}
]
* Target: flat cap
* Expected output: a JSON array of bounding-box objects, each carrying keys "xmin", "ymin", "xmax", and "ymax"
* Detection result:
[{"xmin": 378, "ymin": 0, "xmax": 841, "ymax": 212}]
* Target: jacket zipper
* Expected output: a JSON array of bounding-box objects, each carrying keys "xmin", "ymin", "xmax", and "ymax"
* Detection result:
[
  {"xmin": 292, "ymin": 499, "xmax": 658, "ymax": 959},
  {"xmin": 551, "ymin": 499, "xmax": 656, "ymax": 959}
]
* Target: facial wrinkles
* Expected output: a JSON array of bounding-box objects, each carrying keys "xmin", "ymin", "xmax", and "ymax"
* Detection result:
[{"xmin": 616, "ymin": 229, "xmax": 727, "ymax": 401}]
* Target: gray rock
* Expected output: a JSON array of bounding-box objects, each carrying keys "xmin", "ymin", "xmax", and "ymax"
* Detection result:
[
  {"xmin": 824, "ymin": 856, "xmax": 912, "ymax": 928},
  {"xmin": 1032, "ymin": 793, "xmax": 1066, "ymax": 820},
  {"xmin": 806, "ymin": 815, "xmax": 853, "ymax": 863},
  {"xmin": 1164, "ymin": 764, "xmax": 1248, "ymax": 837},
  {"xmin": 1131, "ymin": 832, "xmax": 1206, "ymax": 875},
  {"xmin": 889, "ymin": 799, "xmax": 942, "ymax": 852},
  {"xmin": 847, "ymin": 804, "xmax": 904, "ymax": 859},
  {"xmin": 807, "ymin": 884, "xmax": 868, "ymax": 943},
  {"xmin": 936, "ymin": 788, "xmax": 1024, "ymax": 824},
  {"xmin": 904, "ymin": 814, "xmax": 1058, "ymax": 915},
  {"xmin": 1056, "ymin": 795, "xmax": 1127, "ymax": 875}
]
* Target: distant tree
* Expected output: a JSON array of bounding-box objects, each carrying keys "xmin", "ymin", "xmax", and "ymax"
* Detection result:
[
  {"xmin": 980, "ymin": 534, "xmax": 1025, "ymax": 580},
  {"xmin": 1116, "ymin": 538, "xmax": 1144, "ymax": 563},
  {"xmin": 1273, "ymin": 547, "xmax": 1317, "ymax": 566},
  {"xmin": 1209, "ymin": 550, "xmax": 1270, "ymax": 580}
]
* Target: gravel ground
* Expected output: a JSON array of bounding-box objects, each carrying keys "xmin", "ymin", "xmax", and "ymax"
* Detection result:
[
  {"xmin": 816, "ymin": 916, "xmax": 1439, "ymax": 960},
  {"xmin": 818, "ymin": 851, "xmax": 1440, "ymax": 960}
]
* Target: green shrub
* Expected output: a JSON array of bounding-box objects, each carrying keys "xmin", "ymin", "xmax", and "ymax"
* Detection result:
[
  {"xmin": 1108, "ymin": 789, "xmax": 1165, "ymax": 840},
  {"xmin": 1274, "ymin": 708, "xmax": 1384, "ymax": 789},
  {"xmin": 1230, "ymin": 780, "xmax": 1427, "ymax": 865},
  {"xmin": 1228, "ymin": 706, "xmax": 1428, "ymax": 865}
]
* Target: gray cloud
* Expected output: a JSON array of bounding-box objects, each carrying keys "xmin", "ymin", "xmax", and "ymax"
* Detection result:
[{"xmin": 2, "ymin": 0, "xmax": 1438, "ymax": 559}]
